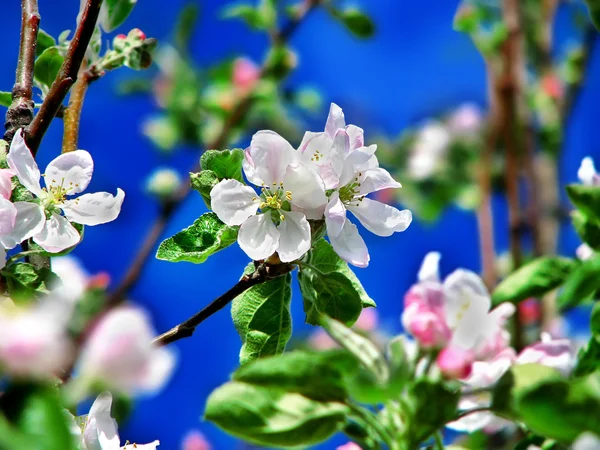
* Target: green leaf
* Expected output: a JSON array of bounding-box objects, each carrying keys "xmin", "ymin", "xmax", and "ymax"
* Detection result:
[
  {"xmin": 200, "ymin": 149, "xmax": 244, "ymax": 182},
  {"xmin": 222, "ymin": 4, "xmax": 264, "ymax": 30},
  {"xmin": 156, "ymin": 212, "xmax": 238, "ymax": 263},
  {"xmin": 584, "ymin": 0, "xmax": 600, "ymax": 31},
  {"xmin": 567, "ymin": 184, "xmax": 600, "ymax": 222},
  {"xmin": 36, "ymin": 29, "xmax": 56, "ymax": 57},
  {"xmin": 231, "ymin": 271, "xmax": 293, "ymax": 364},
  {"xmin": 174, "ymin": 3, "xmax": 200, "ymax": 51},
  {"xmin": 572, "ymin": 210, "xmax": 600, "ymax": 250},
  {"xmin": 1, "ymin": 263, "xmax": 60, "ymax": 303},
  {"xmin": 190, "ymin": 170, "xmax": 219, "ymax": 208},
  {"xmin": 557, "ymin": 255, "xmax": 600, "ymax": 311},
  {"xmin": 233, "ymin": 349, "xmax": 358, "ymax": 402},
  {"xmin": 0, "ymin": 92, "xmax": 12, "ymax": 108},
  {"xmin": 100, "ymin": 0, "xmax": 137, "ymax": 32},
  {"xmin": 574, "ymin": 338, "xmax": 600, "ymax": 377},
  {"xmin": 592, "ymin": 302, "xmax": 600, "ymax": 337},
  {"xmin": 34, "ymin": 47, "xmax": 64, "ymax": 88},
  {"xmin": 339, "ymin": 8, "xmax": 376, "ymax": 38},
  {"xmin": 491, "ymin": 256, "xmax": 576, "ymax": 305},
  {"xmin": 205, "ymin": 381, "xmax": 349, "ymax": 448}
]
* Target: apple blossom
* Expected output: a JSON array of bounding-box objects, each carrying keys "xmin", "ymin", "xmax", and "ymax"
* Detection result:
[
  {"xmin": 447, "ymin": 103, "xmax": 482, "ymax": 136},
  {"xmin": 232, "ymin": 57, "xmax": 260, "ymax": 95},
  {"xmin": 578, "ymin": 157, "xmax": 600, "ymax": 186},
  {"xmin": 51, "ymin": 255, "xmax": 90, "ymax": 307},
  {"xmin": 211, "ymin": 130, "xmax": 327, "ymax": 262},
  {"xmin": 437, "ymin": 346, "xmax": 474, "ymax": 379},
  {"xmin": 81, "ymin": 392, "xmax": 160, "ymax": 450},
  {"xmin": 76, "ymin": 307, "xmax": 176, "ymax": 395},
  {"xmin": 2, "ymin": 130, "xmax": 125, "ymax": 252},
  {"xmin": 0, "ymin": 167, "xmax": 17, "ymax": 239},
  {"xmin": 407, "ymin": 121, "xmax": 450, "ymax": 180},
  {"xmin": 516, "ymin": 333, "xmax": 574, "ymax": 376}
]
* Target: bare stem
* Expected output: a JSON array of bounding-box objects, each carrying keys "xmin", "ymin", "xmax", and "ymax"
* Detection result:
[
  {"xmin": 153, "ymin": 263, "xmax": 293, "ymax": 346},
  {"xmin": 5, "ymin": 0, "xmax": 40, "ymax": 142},
  {"xmin": 25, "ymin": 0, "xmax": 103, "ymax": 156},
  {"xmin": 62, "ymin": 64, "xmax": 90, "ymax": 153}
]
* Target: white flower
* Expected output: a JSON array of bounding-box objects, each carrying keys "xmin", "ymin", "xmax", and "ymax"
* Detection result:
[
  {"xmin": 572, "ymin": 433, "xmax": 600, "ymax": 450},
  {"xmin": 516, "ymin": 332, "xmax": 574, "ymax": 376},
  {"xmin": 82, "ymin": 392, "xmax": 160, "ymax": 450},
  {"xmin": 577, "ymin": 243, "xmax": 595, "ymax": 261},
  {"xmin": 407, "ymin": 121, "xmax": 450, "ymax": 180},
  {"xmin": 76, "ymin": 307, "xmax": 175, "ymax": 395},
  {"xmin": 578, "ymin": 157, "xmax": 600, "ymax": 186},
  {"xmin": 211, "ymin": 130, "xmax": 327, "ymax": 262},
  {"xmin": 3, "ymin": 130, "xmax": 125, "ymax": 252}
]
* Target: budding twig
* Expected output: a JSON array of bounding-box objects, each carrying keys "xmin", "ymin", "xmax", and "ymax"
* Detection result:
[
  {"xmin": 153, "ymin": 263, "xmax": 294, "ymax": 346},
  {"xmin": 62, "ymin": 63, "xmax": 91, "ymax": 153}
]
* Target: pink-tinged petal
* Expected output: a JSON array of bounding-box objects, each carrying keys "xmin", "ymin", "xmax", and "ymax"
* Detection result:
[
  {"xmin": 277, "ymin": 210, "xmax": 311, "ymax": 262},
  {"xmin": 417, "ymin": 251, "xmax": 441, "ymax": 283},
  {"xmin": 401, "ymin": 303, "xmax": 451, "ymax": 349},
  {"xmin": 436, "ymin": 346, "xmax": 474, "ymax": 379},
  {"xmin": 325, "ymin": 103, "xmax": 345, "ymax": 138},
  {"xmin": 0, "ymin": 169, "xmax": 15, "ymax": 200},
  {"xmin": 347, "ymin": 198, "xmax": 412, "ymax": 237},
  {"xmin": 359, "ymin": 167, "xmax": 401, "ymax": 195},
  {"xmin": 299, "ymin": 132, "xmax": 332, "ymax": 158},
  {"xmin": 346, "ymin": 125, "xmax": 364, "ymax": 151},
  {"xmin": 44, "ymin": 150, "xmax": 94, "ymax": 194},
  {"xmin": 61, "ymin": 189, "xmax": 125, "ymax": 226},
  {"xmin": 84, "ymin": 392, "xmax": 120, "ymax": 450},
  {"xmin": 33, "ymin": 213, "xmax": 81, "ymax": 253},
  {"xmin": 337, "ymin": 444, "xmax": 362, "ymax": 450},
  {"xmin": 324, "ymin": 192, "xmax": 346, "ymax": 238},
  {"xmin": 245, "ymin": 131, "xmax": 295, "ymax": 185},
  {"xmin": 6, "ymin": 129, "xmax": 42, "ymax": 196},
  {"xmin": 298, "ymin": 131, "xmax": 325, "ymax": 153},
  {"xmin": 0, "ymin": 202, "xmax": 45, "ymax": 249},
  {"xmin": 338, "ymin": 145, "xmax": 378, "ymax": 187},
  {"xmin": 516, "ymin": 333, "xmax": 574, "ymax": 376},
  {"xmin": 238, "ymin": 213, "xmax": 279, "ymax": 261},
  {"xmin": 0, "ymin": 196, "xmax": 17, "ymax": 235},
  {"xmin": 329, "ymin": 220, "xmax": 369, "ymax": 268},
  {"xmin": 283, "ymin": 163, "xmax": 327, "ymax": 210},
  {"xmin": 210, "ymin": 179, "xmax": 259, "ymax": 226},
  {"xmin": 122, "ymin": 441, "xmax": 160, "ymax": 449}
]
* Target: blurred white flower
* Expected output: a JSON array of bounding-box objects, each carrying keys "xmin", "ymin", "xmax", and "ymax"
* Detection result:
[
  {"xmin": 578, "ymin": 157, "xmax": 600, "ymax": 186},
  {"xmin": 447, "ymin": 103, "xmax": 483, "ymax": 136},
  {"xmin": 407, "ymin": 121, "xmax": 450, "ymax": 180},
  {"xmin": 516, "ymin": 332, "xmax": 574, "ymax": 376},
  {"xmin": 52, "ymin": 255, "xmax": 90, "ymax": 306}
]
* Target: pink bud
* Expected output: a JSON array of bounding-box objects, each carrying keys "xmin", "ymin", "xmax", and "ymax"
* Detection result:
[
  {"xmin": 131, "ymin": 28, "xmax": 146, "ymax": 40},
  {"xmin": 437, "ymin": 346, "xmax": 474, "ymax": 379},
  {"xmin": 88, "ymin": 272, "xmax": 110, "ymax": 290},
  {"xmin": 541, "ymin": 74, "xmax": 563, "ymax": 100},
  {"xmin": 232, "ymin": 57, "xmax": 260, "ymax": 94},
  {"xmin": 182, "ymin": 430, "xmax": 211, "ymax": 450},
  {"xmin": 402, "ymin": 303, "xmax": 451, "ymax": 349},
  {"xmin": 337, "ymin": 443, "xmax": 362, "ymax": 450},
  {"xmin": 518, "ymin": 298, "xmax": 540, "ymax": 326},
  {"xmin": 115, "ymin": 33, "xmax": 127, "ymax": 40}
]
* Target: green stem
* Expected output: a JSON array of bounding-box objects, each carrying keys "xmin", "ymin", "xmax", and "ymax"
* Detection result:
[
  {"xmin": 433, "ymin": 431, "xmax": 444, "ymax": 450},
  {"xmin": 347, "ymin": 403, "xmax": 396, "ymax": 449}
]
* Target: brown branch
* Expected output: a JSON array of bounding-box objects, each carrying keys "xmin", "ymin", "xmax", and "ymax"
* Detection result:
[
  {"xmin": 62, "ymin": 64, "xmax": 90, "ymax": 153},
  {"xmin": 107, "ymin": 3, "xmax": 319, "ymax": 306},
  {"xmin": 153, "ymin": 263, "xmax": 294, "ymax": 346},
  {"xmin": 4, "ymin": 0, "xmax": 40, "ymax": 142},
  {"xmin": 25, "ymin": 0, "xmax": 103, "ymax": 156}
]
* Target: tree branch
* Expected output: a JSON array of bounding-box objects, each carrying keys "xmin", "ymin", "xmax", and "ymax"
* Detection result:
[
  {"xmin": 107, "ymin": 3, "xmax": 319, "ymax": 306},
  {"xmin": 4, "ymin": 0, "xmax": 40, "ymax": 142},
  {"xmin": 62, "ymin": 63, "xmax": 91, "ymax": 153},
  {"xmin": 153, "ymin": 263, "xmax": 294, "ymax": 346},
  {"xmin": 25, "ymin": 0, "xmax": 103, "ymax": 156}
]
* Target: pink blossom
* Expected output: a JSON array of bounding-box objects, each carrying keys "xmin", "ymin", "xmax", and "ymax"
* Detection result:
[
  {"xmin": 516, "ymin": 333, "xmax": 574, "ymax": 376},
  {"xmin": 437, "ymin": 346, "xmax": 474, "ymax": 379},
  {"xmin": 337, "ymin": 443, "xmax": 362, "ymax": 450},
  {"xmin": 181, "ymin": 430, "xmax": 211, "ymax": 450},
  {"xmin": 402, "ymin": 302, "xmax": 451, "ymax": 349},
  {"xmin": 232, "ymin": 57, "xmax": 260, "ymax": 95},
  {"xmin": 354, "ymin": 308, "xmax": 378, "ymax": 332}
]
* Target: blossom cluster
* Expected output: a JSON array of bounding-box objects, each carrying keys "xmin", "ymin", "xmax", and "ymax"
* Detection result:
[{"xmin": 210, "ymin": 103, "xmax": 412, "ymax": 267}]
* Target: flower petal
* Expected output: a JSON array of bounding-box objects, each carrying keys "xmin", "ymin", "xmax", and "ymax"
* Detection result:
[
  {"xmin": 291, "ymin": 203, "xmax": 326, "ymax": 220},
  {"xmin": 238, "ymin": 213, "xmax": 279, "ymax": 261},
  {"xmin": 578, "ymin": 157, "xmax": 599, "ymax": 186},
  {"xmin": 299, "ymin": 132, "xmax": 332, "ymax": 158},
  {"xmin": 325, "ymin": 192, "xmax": 346, "ymax": 238},
  {"xmin": 346, "ymin": 125, "xmax": 364, "ymax": 151},
  {"xmin": 339, "ymin": 145, "xmax": 378, "ymax": 187},
  {"xmin": 6, "ymin": 129, "xmax": 42, "ymax": 196},
  {"xmin": 417, "ymin": 251, "xmax": 441, "ymax": 283},
  {"xmin": 0, "ymin": 197, "xmax": 17, "ymax": 235},
  {"xmin": 245, "ymin": 131, "xmax": 296, "ymax": 185},
  {"xmin": 283, "ymin": 163, "xmax": 327, "ymax": 210},
  {"xmin": 0, "ymin": 202, "xmax": 45, "ymax": 249},
  {"xmin": 277, "ymin": 210, "xmax": 311, "ymax": 262},
  {"xmin": 359, "ymin": 167, "xmax": 401, "ymax": 195},
  {"xmin": 33, "ymin": 213, "xmax": 81, "ymax": 253},
  {"xmin": 0, "ymin": 169, "xmax": 15, "ymax": 200},
  {"xmin": 122, "ymin": 441, "xmax": 160, "ymax": 449},
  {"xmin": 347, "ymin": 198, "xmax": 412, "ymax": 237},
  {"xmin": 210, "ymin": 179, "xmax": 259, "ymax": 226},
  {"xmin": 61, "ymin": 189, "xmax": 125, "ymax": 226},
  {"xmin": 84, "ymin": 392, "xmax": 120, "ymax": 450},
  {"xmin": 298, "ymin": 131, "xmax": 322, "ymax": 153},
  {"xmin": 140, "ymin": 346, "xmax": 177, "ymax": 393},
  {"xmin": 44, "ymin": 150, "xmax": 94, "ymax": 194},
  {"xmin": 329, "ymin": 220, "xmax": 369, "ymax": 268},
  {"xmin": 325, "ymin": 103, "xmax": 345, "ymax": 138}
]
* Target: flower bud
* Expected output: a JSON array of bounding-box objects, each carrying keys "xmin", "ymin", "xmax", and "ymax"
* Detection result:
[
  {"xmin": 232, "ymin": 57, "xmax": 260, "ymax": 95},
  {"xmin": 182, "ymin": 430, "xmax": 212, "ymax": 450},
  {"xmin": 541, "ymin": 74, "xmax": 563, "ymax": 100},
  {"xmin": 146, "ymin": 168, "xmax": 182, "ymax": 199},
  {"xmin": 402, "ymin": 303, "xmax": 451, "ymax": 349},
  {"xmin": 437, "ymin": 346, "xmax": 474, "ymax": 379},
  {"xmin": 128, "ymin": 28, "xmax": 147, "ymax": 42},
  {"xmin": 337, "ymin": 443, "xmax": 362, "ymax": 450}
]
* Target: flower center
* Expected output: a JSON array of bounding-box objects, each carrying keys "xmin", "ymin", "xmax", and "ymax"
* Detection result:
[
  {"xmin": 339, "ymin": 172, "xmax": 364, "ymax": 206},
  {"xmin": 310, "ymin": 150, "xmax": 323, "ymax": 162},
  {"xmin": 40, "ymin": 175, "xmax": 78, "ymax": 207},
  {"xmin": 258, "ymin": 182, "xmax": 292, "ymax": 221}
]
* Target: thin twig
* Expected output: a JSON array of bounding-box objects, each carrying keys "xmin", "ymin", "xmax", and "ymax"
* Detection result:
[
  {"xmin": 62, "ymin": 62, "xmax": 91, "ymax": 153},
  {"xmin": 153, "ymin": 263, "xmax": 293, "ymax": 346},
  {"xmin": 4, "ymin": 0, "xmax": 40, "ymax": 142},
  {"xmin": 107, "ymin": 2, "xmax": 319, "ymax": 306},
  {"xmin": 25, "ymin": 0, "xmax": 103, "ymax": 156},
  {"xmin": 456, "ymin": 406, "xmax": 491, "ymax": 419}
]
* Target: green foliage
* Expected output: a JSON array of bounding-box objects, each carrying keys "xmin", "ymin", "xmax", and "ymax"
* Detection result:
[
  {"xmin": 68, "ymin": 287, "xmax": 107, "ymax": 337},
  {"xmin": 204, "ymin": 381, "xmax": 349, "ymax": 448},
  {"xmin": 0, "ymin": 92, "xmax": 12, "ymax": 108},
  {"xmin": 101, "ymin": 0, "xmax": 138, "ymax": 32},
  {"xmin": 222, "ymin": 2, "xmax": 276, "ymax": 31},
  {"xmin": 156, "ymin": 212, "xmax": 238, "ymax": 263},
  {"xmin": 34, "ymin": 47, "xmax": 64, "ymax": 89},
  {"xmin": 174, "ymin": 3, "xmax": 200, "ymax": 51},
  {"xmin": 36, "ymin": 30, "xmax": 56, "ymax": 57},
  {"xmin": 339, "ymin": 8, "xmax": 376, "ymax": 38},
  {"xmin": 572, "ymin": 210, "xmax": 600, "ymax": 250},
  {"xmin": 491, "ymin": 256, "xmax": 576, "ymax": 305},
  {"xmin": 567, "ymin": 184, "xmax": 600, "ymax": 222},
  {"xmin": 231, "ymin": 271, "xmax": 293, "ymax": 364},
  {"xmin": 200, "ymin": 149, "xmax": 245, "ymax": 182},
  {"xmin": 190, "ymin": 170, "xmax": 219, "ymax": 208},
  {"xmin": 1, "ymin": 263, "xmax": 60, "ymax": 303},
  {"xmin": 574, "ymin": 338, "xmax": 600, "ymax": 376},
  {"xmin": 557, "ymin": 255, "xmax": 600, "ymax": 311},
  {"xmin": 584, "ymin": 0, "xmax": 600, "ymax": 31}
]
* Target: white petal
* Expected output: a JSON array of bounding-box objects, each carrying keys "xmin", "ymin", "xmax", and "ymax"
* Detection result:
[
  {"xmin": 84, "ymin": 392, "xmax": 120, "ymax": 450},
  {"xmin": 346, "ymin": 124, "xmax": 364, "ymax": 151},
  {"xmin": 210, "ymin": 179, "xmax": 259, "ymax": 226},
  {"xmin": 418, "ymin": 252, "xmax": 441, "ymax": 283},
  {"xmin": 298, "ymin": 131, "xmax": 323, "ymax": 153},
  {"xmin": 140, "ymin": 346, "xmax": 177, "ymax": 393},
  {"xmin": 0, "ymin": 169, "xmax": 15, "ymax": 200},
  {"xmin": 324, "ymin": 192, "xmax": 346, "ymax": 238},
  {"xmin": 451, "ymin": 294, "xmax": 491, "ymax": 349},
  {"xmin": 347, "ymin": 198, "xmax": 412, "ymax": 237},
  {"xmin": 578, "ymin": 157, "xmax": 599, "ymax": 186},
  {"xmin": 444, "ymin": 269, "xmax": 490, "ymax": 304},
  {"xmin": 238, "ymin": 213, "xmax": 279, "ymax": 261},
  {"xmin": 33, "ymin": 213, "xmax": 81, "ymax": 253},
  {"xmin": 299, "ymin": 132, "xmax": 332, "ymax": 158},
  {"xmin": 325, "ymin": 103, "xmax": 345, "ymax": 138},
  {"xmin": 6, "ymin": 129, "xmax": 42, "ymax": 196},
  {"xmin": 329, "ymin": 220, "xmax": 369, "ymax": 268},
  {"xmin": 359, "ymin": 167, "xmax": 401, "ymax": 195},
  {"xmin": 328, "ymin": 129, "xmax": 350, "ymax": 180},
  {"xmin": 276, "ymin": 211, "xmax": 311, "ymax": 262},
  {"xmin": 0, "ymin": 197, "xmax": 17, "ymax": 235},
  {"xmin": 283, "ymin": 163, "xmax": 327, "ymax": 210},
  {"xmin": 0, "ymin": 202, "xmax": 45, "ymax": 249},
  {"xmin": 339, "ymin": 145, "xmax": 378, "ymax": 187},
  {"xmin": 245, "ymin": 131, "xmax": 296, "ymax": 185},
  {"xmin": 61, "ymin": 189, "xmax": 125, "ymax": 226},
  {"xmin": 44, "ymin": 150, "xmax": 94, "ymax": 194},
  {"xmin": 291, "ymin": 203, "xmax": 326, "ymax": 220}
]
